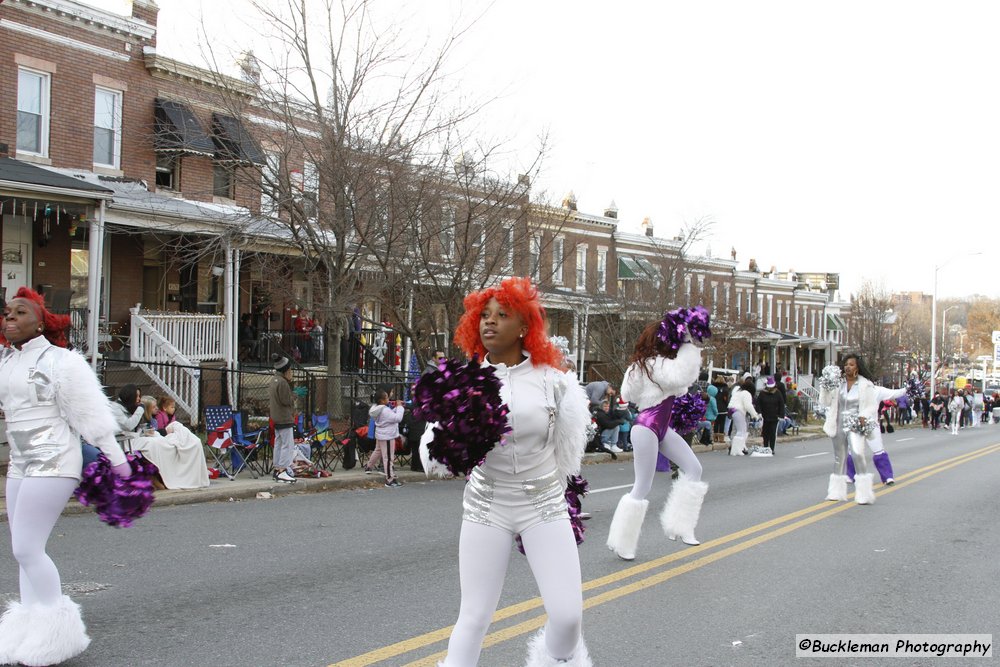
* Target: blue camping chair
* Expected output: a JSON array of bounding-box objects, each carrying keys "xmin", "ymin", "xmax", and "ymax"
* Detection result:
[{"xmin": 232, "ymin": 411, "xmax": 269, "ymax": 477}]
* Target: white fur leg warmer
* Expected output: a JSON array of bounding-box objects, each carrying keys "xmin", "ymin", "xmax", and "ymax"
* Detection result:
[
  {"xmin": 15, "ymin": 595, "xmax": 90, "ymax": 667},
  {"xmin": 524, "ymin": 628, "xmax": 592, "ymax": 667},
  {"xmin": 853, "ymin": 473, "xmax": 876, "ymax": 505},
  {"xmin": 0, "ymin": 601, "xmax": 31, "ymax": 665},
  {"xmin": 606, "ymin": 494, "xmax": 649, "ymax": 561},
  {"xmin": 729, "ymin": 435, "xmax": 746, "ymax": 456},
  {"xmin": 660, "ymin": 474, "xmax": 709, "ymax": 546},
  {"xmin": 825, "ymin": 473, "xmax": 849, "ymax": 501}
]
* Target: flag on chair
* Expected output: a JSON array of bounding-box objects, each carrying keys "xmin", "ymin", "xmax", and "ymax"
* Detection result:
[{"xmin": 205, "ymin": 406, "xmax": 234, "ymax": 450}]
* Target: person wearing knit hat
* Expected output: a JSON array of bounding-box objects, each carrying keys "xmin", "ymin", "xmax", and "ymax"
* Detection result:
[{"xmin": 269, "ymin": 354, "xmax": 297, "ymax": 482}]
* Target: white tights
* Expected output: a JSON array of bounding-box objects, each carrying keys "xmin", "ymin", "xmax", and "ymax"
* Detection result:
[
  {"xmin": 629, "ymin": 425, "xmax": 703, "ymax": 502},
  {"xmin": 444, "ymin": 519, "xmax": 583, "ymax": 666},
  {"xmin": 5, "ymin": 477, "xmax": 78, "ymax": 606}
]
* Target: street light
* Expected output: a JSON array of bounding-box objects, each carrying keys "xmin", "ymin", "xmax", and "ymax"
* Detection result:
[{"xmin": 930, "ymin": 252, "xmax": 981, "ymax": 397}]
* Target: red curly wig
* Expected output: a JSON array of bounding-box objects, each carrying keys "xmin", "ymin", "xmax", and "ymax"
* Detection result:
[
  {"xmin": 454, "ymin": 277, "xmax": 561, "ymax": 368},
  {"xmin": 1, "ymin": 287, "xmax": 72, "ymax": 348}
]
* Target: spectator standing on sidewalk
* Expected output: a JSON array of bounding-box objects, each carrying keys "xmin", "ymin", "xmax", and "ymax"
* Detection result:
[
  {"xmin": 369, "ymin": 389, "xmax": 404, "ymax": 487},
  {"xmin": 711, "ymin": 376, "xmax": 730, "ymax": 443},
  {"xmin": 269, "ymin": 355, "xmax": 297, "ymax": 483},
  {"xmin": 757, "ymin": 377, "xmax": 784, "ymax": 453}
]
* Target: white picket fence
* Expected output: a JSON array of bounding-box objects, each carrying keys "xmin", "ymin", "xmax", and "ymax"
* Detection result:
[{"xmin": 129, "ymin": 309, "xmax": 226, "ymax": 426}]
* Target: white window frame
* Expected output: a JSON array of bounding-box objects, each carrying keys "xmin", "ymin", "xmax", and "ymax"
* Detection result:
[
  {"xmin": 261, "ymin": 151, "xmax": 281, "ymax": 216},
  {"xmin": 684, "ymin": 275, "xmax": 692, "ymax": 300},
  {"xmin": 504, "ymin": 225, "xmax": 514, "ymax": 274},
  {"xmin": 529, "ymin": 234, "xmax": 541, "ymax": 281},
  {"xmin": 736, "ymin": 289, "xmax": 742, "ymax": 318},
  {"xmin": 17, "ymin": 68, "xmax": 51, "ymax": 158},
  {"xmin": 596, "ymin": 248, "xmax": 607, "ymax": 292},
  {"xmin": 575, "ymin": 244, "xmax": 588, "ymax": 291},
  {"xmin": 552, "ymin": 236, "xmax": 564, "ymax": 284},
  {"xmin": 303, "ymin": 160, "xmax": 319, "ymax": 222},
  {"xmin": 93, "ymin": 86, "xmax": 122, "ymax": 168},
  {"xmin": 441, "ymin": 205, "xmax": 455, "ymax": 257}
]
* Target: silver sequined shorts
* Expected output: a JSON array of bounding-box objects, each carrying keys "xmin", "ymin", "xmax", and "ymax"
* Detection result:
[
  {"xmin": 462, "ymin": 467, "xmax": 568, "ymax": 535},
  {"xmin": 6, "ymin": 417, "xmax": 83, "ymax": 480}
]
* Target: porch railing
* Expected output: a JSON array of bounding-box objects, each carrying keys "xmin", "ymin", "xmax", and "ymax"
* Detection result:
[{"xmin": 130, "ymin": 308, "xmax": 219, "ymax": 425}]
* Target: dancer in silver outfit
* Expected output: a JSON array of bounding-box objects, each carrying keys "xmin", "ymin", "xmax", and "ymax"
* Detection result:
[
  {"xmin": 819, "ymin": 354, "xmax": 877, "ymax": 505},
  {"xmin": 0, "ymin": 288, "xmax": 131, "ymax": 666},
  {"xmin": 421, "ymin": 277, "xmax": 592, "ymax": 667}
]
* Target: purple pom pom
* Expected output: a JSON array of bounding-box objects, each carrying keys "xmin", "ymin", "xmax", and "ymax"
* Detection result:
[
  {"xmin": 75, "ymin": 453, "xmax": 158, "ymax": 528},
  {"xmin": 517, "ymin": 474, "xmax": 589, "ymax": 555},
  {"xmin": 412, "ymin": 356, "xmax": 511, "ymax": 477},
  {"xmin": 670, "ymin": 392, "xmax": 707, "ymax": 435},
  {"xmin": 906, "ymin": 377, "xmax": 924, "ymax": 401},
  {"xmin": 656, "ymin": 305, "xmax": 712, "ymax": 351}
]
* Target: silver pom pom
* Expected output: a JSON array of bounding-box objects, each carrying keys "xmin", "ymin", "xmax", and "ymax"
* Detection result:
[
  {"xmin": 819, "ymin": 364, "xmax": 842, "ymax": 391},
  {"xmin": 843, "ymin": 413, "xmax": 875, "ymax": 436}
]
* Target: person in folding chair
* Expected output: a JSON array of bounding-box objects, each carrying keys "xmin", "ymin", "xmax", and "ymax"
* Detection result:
[
  {"xmin": 270, "ymin": 354, "xmax": 298, "ymax": 483},
  {"xmin": 0, "ymin": 288, "xmax": 132, "ymax": 666}
]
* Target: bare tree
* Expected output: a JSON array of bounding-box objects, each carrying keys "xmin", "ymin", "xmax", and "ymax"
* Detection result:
[
  {"xmin": 187, "ymin": 0, "xmax": 548, "ymax": 416},
  {"xmin": 586, "ymin": 216, "xmax": 717, "ymax": 384},
  {"xmin": 847, "ymin": 281, "xmax": 895, "ymax": 382}
]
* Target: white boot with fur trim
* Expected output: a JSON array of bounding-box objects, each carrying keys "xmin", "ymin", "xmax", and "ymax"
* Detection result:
[
  {"xmin": 825, "ymin": 473, "xmax": 849, "ymax": 501},
  {"xmin": 0, "ymin": 601, "xmax": 31, "ymax": 664},
  {"xmin": 853, "ymin": 473, "xmax": 876, "ymax": 505},
  {"xmin": 14, "ymin": 595, "xmax": 91, "ymax": 667},
  {"xmin": 606, "ymin": 494, "xmax": 649, "ymax": 561},
  {"xmin": 729, "ymin": 434, "xmax": 746, "ymax": 456},
  {"xmin": 660, "ymin": 474, "xmax": 709, "ymax": 546},
  {"xmin": 524, "ymin": 628, "xmax": 593, "ymax": 667}
]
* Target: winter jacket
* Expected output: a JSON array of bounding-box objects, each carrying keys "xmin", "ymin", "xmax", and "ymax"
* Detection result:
[
  {"xmin": 369, "ymin": 402, "xmax": 404, "ymax": 441},
  {"xmin": 269, "ymin": 372, "xmax": 296, "ymax": 428},
  {"xmin": 756, "ymin": 388, "xmax": 784, "ymax": 421},
  {"xmin": 729, "ymin": 386, "xmax": 760, "ymax": 421},
  {"xmin": 620, "ymin": 343, "xmax": 702, "ymax": 411},
  {"xmin": 705, "ymin": 386, "xmax": 720, "ymax": 422},
  {"xmin": 592, "ymin": 407, "xmax": 625, "ymax": 431}
]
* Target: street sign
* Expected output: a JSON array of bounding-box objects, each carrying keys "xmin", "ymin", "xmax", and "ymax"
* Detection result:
[
  {"xmin": 995, "ymin": 342, "xmax": 1000, "ymax": 365},
  {"xmin": 993, "ymin": 330, "xmax": 1000, "ymax": 344}
]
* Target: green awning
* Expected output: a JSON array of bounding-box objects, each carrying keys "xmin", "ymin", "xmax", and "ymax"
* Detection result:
[
  {"xmin": 826, "ymin": 314, "xmax": 846, "ymax": 331},
  {"xmin": 618, "ymin": 256, "xmax": 646, "ymax": 280},
  {"xmin": 635, "ymin": 257, "xmax": 661, "ymax": 280}
]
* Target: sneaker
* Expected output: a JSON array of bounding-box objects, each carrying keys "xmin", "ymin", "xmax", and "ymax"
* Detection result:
[
  {"xmin": 608, "ymin": 445, "xmax": 623, "ymax": 453},
  {"xmin": 385, "ymin": 479, "xmax": 401, "ymax": 488},
  {"xmin": 273, "ymin": 470, "xmax": 297, "ymax": 483},
  {"xmin": 364, "ymin": 467, "xmax": 374, "ymax": 475},
  {"xmin": 578, "ymin": 512, "xmax": 592, "ymax": 520}
]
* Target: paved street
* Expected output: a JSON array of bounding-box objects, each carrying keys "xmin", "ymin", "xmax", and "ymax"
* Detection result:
[{"xmin": 1, "ymin": 425, "xmax": 998, "ymax": 666}]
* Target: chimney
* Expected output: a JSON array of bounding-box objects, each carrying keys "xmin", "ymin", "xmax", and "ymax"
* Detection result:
[
  {"xmin": 562, "ymin": 190, "xmax": 577, "ymax": 211},
  {"xmin": 132, "ymin": 0, "xmax": 160, "ymax": 46},
  {"xmin": 641, "ymin": 217, "xmax": 653, "ymax": 237},
  {"xmin": 604, "ymin": 200, "xmax": 618, "ymax": 219}
]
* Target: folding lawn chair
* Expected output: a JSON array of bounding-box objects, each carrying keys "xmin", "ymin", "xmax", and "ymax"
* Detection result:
[
  {"xmin": 309, "ymin": 414, "xmax": 351, "ymax": 471},
  {"xmin": 232, "ymin": 411, "xmax": 269, "ymax": 477},
  {"xmin": 204, "ymin": 405, "xmax": 240, "ymax": 480}
]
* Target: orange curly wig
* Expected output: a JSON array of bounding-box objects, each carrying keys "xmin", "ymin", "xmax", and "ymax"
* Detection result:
[
  {"xmin": 1, "ymin": 287, "xmax": 72, "ymax": 348},
  {"xmin": 454, "ymin": 277, "xmax": 561, "ymax": 368}
]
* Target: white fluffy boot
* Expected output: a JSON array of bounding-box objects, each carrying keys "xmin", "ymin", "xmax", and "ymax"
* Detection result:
[
  {"xmin": 729, "ymin": 434, "xmax": 746, "ymax": 456},
  {"xmin": 606, "ymin": 494, "xmax": 649, "ymax": 561},
  {"xmin": 15, "ymin": 595, "xmax": 91, "ymax": 667},
  {"xmin": 524, "ymin": 628, "xmax": 592, "ymax": 667},
  {"xmin": 0, "ymin": 601, "xmax": 31, "ymax": 665},
  {"xmin": 660, "ymin": 474, "xmax": 709, "ymax": 546},
  {"xmin": 853, "ymin": 473, "xmax": 876, "ymax": 505},
  {"xmin": 825, "ymin": 473, "xmax": 849, "ymax": 501}
]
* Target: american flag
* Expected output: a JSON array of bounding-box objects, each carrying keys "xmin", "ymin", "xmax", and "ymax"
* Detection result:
[{"xmin": 205, "ymin": 406, "xmax": 234, "ymax": 450}]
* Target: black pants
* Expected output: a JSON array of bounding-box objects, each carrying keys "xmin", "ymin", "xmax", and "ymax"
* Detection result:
[
  {"xmin": 714, "ymin": 414, "xmax": 727, "ymax": 434},
  {"xmin": 762, "ymin": 419, "xmax": 778, "ymax": 450}
]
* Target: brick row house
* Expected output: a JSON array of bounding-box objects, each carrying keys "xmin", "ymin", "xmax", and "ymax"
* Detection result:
[{"xmin": 0, "ymin": 0, "xmax": 848, "ymax": 421}]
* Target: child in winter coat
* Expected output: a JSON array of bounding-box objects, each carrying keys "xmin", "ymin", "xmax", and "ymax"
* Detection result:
[{"xmin": 368, "ymin": 390, "xmax": 405, "ymax": 486}]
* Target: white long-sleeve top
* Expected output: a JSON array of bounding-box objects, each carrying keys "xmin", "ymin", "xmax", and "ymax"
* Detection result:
[
  {"xmin": 819, "ymin": 376, "xmax": 877, "ymax": 438},
  {"xmin": 620, "ymin": 343, "xmax": 702, "ymax": 411},
  {"xmin": 0, "ymin": 335, "xmax": 127, "ymax": 477},
  {"xmin": 728, "ymin": 386, "xmax": 760, "ymax": 420},
  {"xmin": 369, "ymin": 402, "xmax": 404, "ymax": 440},
  {"xmin": 421, "ymin": 353, "xmax": 589, "ymax": 481}
]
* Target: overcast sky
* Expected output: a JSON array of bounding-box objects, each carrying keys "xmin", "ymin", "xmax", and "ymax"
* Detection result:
[{"xmin": 87, "ymin": 0, "xmax": 1000, "ymax": 301}]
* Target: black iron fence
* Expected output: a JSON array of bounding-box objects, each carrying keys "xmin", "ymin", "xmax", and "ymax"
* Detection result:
[{"xmin": 98, "ymin": 357, "xmax": 415, "ymax": 431}]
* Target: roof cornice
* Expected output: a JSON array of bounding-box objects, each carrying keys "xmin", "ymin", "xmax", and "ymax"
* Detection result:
[{"xmin": 6, "ymin": 0, "xmax": 155, "ymax": 40}]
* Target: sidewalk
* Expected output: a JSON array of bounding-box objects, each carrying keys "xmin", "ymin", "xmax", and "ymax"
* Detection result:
[{"xmin": 0, "ymin": 424, "xmax": 831, "ymax": 521}]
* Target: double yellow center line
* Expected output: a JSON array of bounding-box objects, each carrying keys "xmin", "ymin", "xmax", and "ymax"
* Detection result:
[{"xmin": 330, "ymin": 442, "xmax": 1000, "ymax": 667}]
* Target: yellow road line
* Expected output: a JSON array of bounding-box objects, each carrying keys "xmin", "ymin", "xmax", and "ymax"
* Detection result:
[{"xmin": 331, "ymin": 443, "xmax": 1000, "ymax": 667}]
